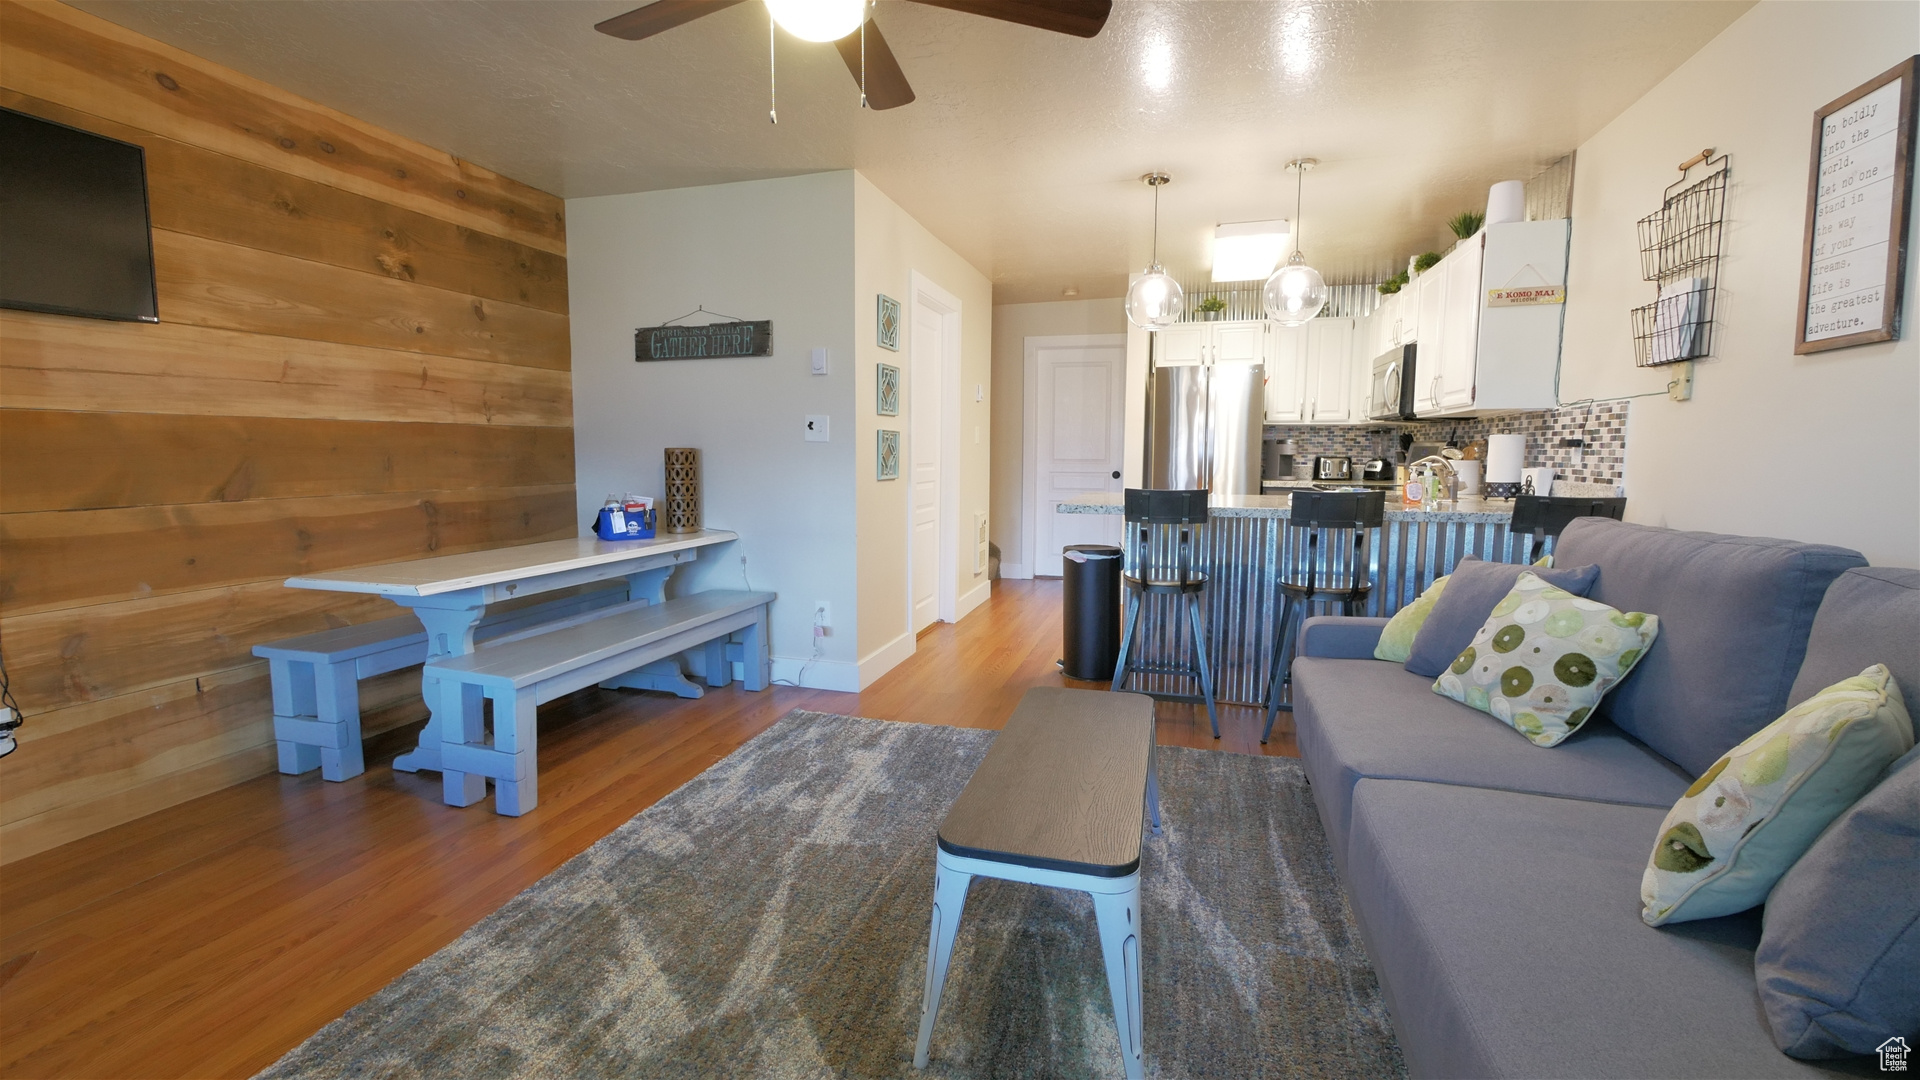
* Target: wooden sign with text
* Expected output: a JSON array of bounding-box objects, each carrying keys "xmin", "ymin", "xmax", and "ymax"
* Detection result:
[
  {"xmin": 1796, "ymin": 56, "xmax": 1918, "ymax": 354},
  {"xmin": 635, "ymin": 321, "xmax": 772, "ymax": 361}
]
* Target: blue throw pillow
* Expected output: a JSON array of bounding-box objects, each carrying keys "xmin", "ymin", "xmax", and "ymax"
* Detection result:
[
  {"xmin": 1404, "ymin": 556, "xmax": 1601, "ymax": 678},
  {"xmin": 1756, "ymin": 745, "xmax": 1920, "ymax": 1058}
]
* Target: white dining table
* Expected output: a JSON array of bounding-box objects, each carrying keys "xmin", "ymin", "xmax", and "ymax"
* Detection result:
[{"xmin": 285, "ymin": 529, "xmax": 738, "ymax": 775}]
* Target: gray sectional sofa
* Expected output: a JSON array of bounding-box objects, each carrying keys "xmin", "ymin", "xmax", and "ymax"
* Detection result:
[{"xmin": 1290, "ymin": 518, "xmax": 1917, "ymax": 1078}]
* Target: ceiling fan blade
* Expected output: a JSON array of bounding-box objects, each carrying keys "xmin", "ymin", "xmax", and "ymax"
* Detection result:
[
  {"xmin": 833, "ymin": 20, "xmax": 916, "ymax": 111},
  {"xmin": 906, "ymin": 0, "xmax": 1111, "ymax": 38},
  {"xmin": 594, "ymin": 0, "xmax": 746, "ymax": 41}
]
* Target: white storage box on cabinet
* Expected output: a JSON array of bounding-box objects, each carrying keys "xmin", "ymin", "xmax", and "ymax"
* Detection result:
[
  {"xmin": 1415, "ymin": 220, "xmax": 1570, "ymax": 417},
  {"xmin": 1265, "ymin": 317, "xmax": 1360, "ymax": 425}
]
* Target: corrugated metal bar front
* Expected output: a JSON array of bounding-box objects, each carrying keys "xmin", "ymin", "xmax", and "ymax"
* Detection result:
[{"xmin": 1117, "ymin": 514, "xmax": 1540, "ymax": 706}]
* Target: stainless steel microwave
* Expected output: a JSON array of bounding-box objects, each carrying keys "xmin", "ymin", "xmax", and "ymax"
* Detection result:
[{"xmin": 1369, "ymin": 343, "xmax": 1419, "ymax": 421}]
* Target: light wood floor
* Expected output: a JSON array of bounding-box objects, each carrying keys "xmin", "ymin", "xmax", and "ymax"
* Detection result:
[{"xmin": 0, "ymin": 579, "xmax": 1298, "ymax": 1080}]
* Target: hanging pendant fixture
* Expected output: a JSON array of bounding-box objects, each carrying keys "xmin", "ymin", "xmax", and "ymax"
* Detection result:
[
  {"xmin": 1125, "ymin": 172, "xmax": 1184, "ymax": 331},
  {"xmin": 1264, "ymin": 158, "xmax": 1328, "ymax": 326}
]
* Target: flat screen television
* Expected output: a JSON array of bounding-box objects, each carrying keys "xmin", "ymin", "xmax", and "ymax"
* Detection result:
[{"xmin": 0, "ymin": 106, "xmax": 159, "ymax": 323}]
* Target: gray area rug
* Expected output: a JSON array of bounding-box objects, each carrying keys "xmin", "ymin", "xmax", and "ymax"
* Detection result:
[{"xmin": 261, "ymin": 711, "xmax": 1405, "ymax": 1079}]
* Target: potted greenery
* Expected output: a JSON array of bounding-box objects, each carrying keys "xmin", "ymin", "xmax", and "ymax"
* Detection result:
[
  {"xmin": 1414, "ymin": 251, "xmax": 1443, "ymax": 274},
  {"xmin": 1376, "ymin": 270, "xmax": 1409, "ymax": 295},
  {"xmin": 1195, "ymin": 295, "xmax": 1227, "ymax": 320},
  {"xmin": 1448, "ymin": 210, "xmax": 1485, "ymax": 245}
]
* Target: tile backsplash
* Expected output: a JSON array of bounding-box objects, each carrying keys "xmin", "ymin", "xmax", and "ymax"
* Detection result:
[{"xmin": 1265, "ymin": 399, "xmax": 1630, "ymax": 491}]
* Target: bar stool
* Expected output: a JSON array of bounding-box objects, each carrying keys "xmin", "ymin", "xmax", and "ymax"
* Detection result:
[
  {"xmin": 1111, "ymin": 489, "xmax": 1219, "ymax": 739},
  {"xmin": 1509, "ymin": 495, "xmax": 1627, "ymax": 564},
  {"xmin": 1262, "ymin": 490, "xmax": 1386, "ymax": 743}
]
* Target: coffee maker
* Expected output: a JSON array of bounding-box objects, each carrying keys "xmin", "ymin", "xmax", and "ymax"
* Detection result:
[{"xmin": 1262, "ymin": 437, "xmax": 1297, "ymax": 482}]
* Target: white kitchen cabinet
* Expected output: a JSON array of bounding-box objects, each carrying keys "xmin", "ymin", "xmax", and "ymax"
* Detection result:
[
  {"xmin": 1414, "ymin": 220, "xmax": 1570, "ymax": 417},
  {"xmin": 1212, "ymin": 321, "xmax": 1263, "ymax": 364},
  {"xmin": 1264, "ymin": 321, "xmax": 1308, "ymax": 424},
  {"xmin": 1306, "ymin": 318, "xmax": 1356, "ymax": 422},
  {"xmin": 1155, "ymin": 323, "xmax": 1208, "ymax": 365},
  {"xmin": 1154, "ymin": 319, "xmax": 1265, "ymax": 367},
  {"xmin": 1266, "ymin": 317, "xmax": 1360, "ymax": 425},
  {"xmin": 1370, "ymin": 289, "xmax": 1417, "ymax": 355}
]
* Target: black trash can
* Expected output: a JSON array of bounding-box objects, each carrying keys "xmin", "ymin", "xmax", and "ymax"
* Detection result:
[{"xmin": 1061, "ymin": 544, "xmax": 1123, "ymax": 681}]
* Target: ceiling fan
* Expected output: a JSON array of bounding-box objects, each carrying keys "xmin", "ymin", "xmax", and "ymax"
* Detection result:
[{"xmin": 594, "ymin": 0, "xmax": 1113, "ymax": 111}]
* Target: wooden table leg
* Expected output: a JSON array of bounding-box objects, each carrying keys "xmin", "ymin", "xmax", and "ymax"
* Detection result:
[{"xmin": 392, "ymin": 599, "xmax": 485, "ymax": 775}]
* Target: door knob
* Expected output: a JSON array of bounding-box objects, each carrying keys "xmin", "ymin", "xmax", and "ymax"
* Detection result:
[{"xmin": 1111, "ymin": 471, "xmax": 1121, "ymax": 479}]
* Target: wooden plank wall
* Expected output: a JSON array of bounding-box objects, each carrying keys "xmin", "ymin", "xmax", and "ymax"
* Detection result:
[{"xmin": 0, "ymin": 1, "xmax": 575, "ymax": 863}]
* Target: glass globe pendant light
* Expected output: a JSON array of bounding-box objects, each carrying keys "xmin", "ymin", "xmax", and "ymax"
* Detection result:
[
  {"xmin": 1125, "ymin": 172, "xmax": 1184, "ymax": 331},
  {"xmin": 1264, "ymin": 158, "xmax": 1329, "ymax": 326}
]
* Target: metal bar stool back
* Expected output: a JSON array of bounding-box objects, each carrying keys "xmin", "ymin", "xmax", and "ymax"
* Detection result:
[
  {"xmin": 1262, "ymin": 490, "xmax": 1386, "ymax": 743},
  {"xmin": 1112, "ymin": 489, "xmax": 1220, "ymax": 738},
  {"xmin": 1509, "ymin": 495, "xmax": 1626, "ymax": 564}
]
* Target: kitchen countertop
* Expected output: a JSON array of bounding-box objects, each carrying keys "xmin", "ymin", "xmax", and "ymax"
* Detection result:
[{"xmin": 1057, "ymin": 490, "xmax": 1516, "ymax": 523}]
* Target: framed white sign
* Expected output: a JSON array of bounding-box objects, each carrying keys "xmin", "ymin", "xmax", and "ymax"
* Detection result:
[{"xmin": 1796, "ymin": 56, "xmax": 1918, "ymax": 354}]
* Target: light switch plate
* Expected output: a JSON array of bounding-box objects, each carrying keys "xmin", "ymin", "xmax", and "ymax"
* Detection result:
[
  {"xmin": 809, "ymin": 347, "xmax": 829, "ymax": 376},
  {"xmin": 804, "ymin": 414, "xmax": 829, "ymax": 442}
]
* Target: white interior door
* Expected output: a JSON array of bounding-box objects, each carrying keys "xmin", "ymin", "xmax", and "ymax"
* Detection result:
[
  {"xmin": 1032, "ymin": 336, "xmax": 1125, "ymax": 577},
  {"xmin": 909, "ymin": 298, "xmax": 945, "ymax": 632}
]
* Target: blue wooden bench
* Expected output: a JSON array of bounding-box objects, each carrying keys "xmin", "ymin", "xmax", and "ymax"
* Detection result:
[
  {"xmin": 252, "ymin": 586, "xmax": 625, "ymax": 782},
  {"xmin": 427, "ymin": 589, "xmax": 775, "ymax": 815}
]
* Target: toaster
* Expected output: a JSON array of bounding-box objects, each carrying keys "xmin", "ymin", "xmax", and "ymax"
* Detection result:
[{"xmin": 1314, "ymin": 456, "xmax": 1353, "ymax": 481}]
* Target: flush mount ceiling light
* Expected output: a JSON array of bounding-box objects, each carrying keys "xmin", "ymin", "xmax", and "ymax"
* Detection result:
[
  {"xmin": 1211, "ymin": 219, "xmax": 1290, "ymax": 283},
  {"xmin": 1264, "ymin": 159, "xmax": 1329, "ymax": 326},
  {"xmin": 1125, "ymin": 172, "xmax": 1184, "ymax": 331},
  {"xmin": 762, "ymin": 0, "xmax": 865, "ymax": 42}
]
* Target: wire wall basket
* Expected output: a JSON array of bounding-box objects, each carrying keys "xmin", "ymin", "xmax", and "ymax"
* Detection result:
[
  {"xmin": 1631, "ymin": 152, "xmax": 1729, "ymax": 366},
  {"xmin": 1178, "ymin": 278, "xmax": 1381, "ymax": 322}
]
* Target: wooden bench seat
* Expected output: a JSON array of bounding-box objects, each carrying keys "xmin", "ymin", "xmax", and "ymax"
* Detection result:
[
  {"xmin": 252, "ymin": 585, "xmax": 625, "ymax": 781},
  {"xmin": 915, "ymin": 687, "xmax": 1160, "ymax": 1079},
  {"xmin": 426, "ymin": 589, "xmax": 775, "ymax": 816}
]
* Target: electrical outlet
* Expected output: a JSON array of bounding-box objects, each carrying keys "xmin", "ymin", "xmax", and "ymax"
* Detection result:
[
  {"xmin": 813, "ymin": 601, "xmax": 831, "ymax": 637},
  {"xmin": 1667, "ymin": 361, "xmax": 1694, "ymax": 401},
  {"xmin": 804, "ymin": 414, "xmax": 829, "ymax": 442}
]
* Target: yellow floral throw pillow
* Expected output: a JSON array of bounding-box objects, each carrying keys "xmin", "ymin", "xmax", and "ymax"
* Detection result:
[
  {"xmin": 1432, "ymin": 570, "xmax": 1658, "ymax": 747},
  {"xmin": 1640, "ymin": 665, "xmax": 1913, "ymax": 927},
  {"xmin": 1374, "ymin": 574, "xmax": 1449, "ymax": 663}
]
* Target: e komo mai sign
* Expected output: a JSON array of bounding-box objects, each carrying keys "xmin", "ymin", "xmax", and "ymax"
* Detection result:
[{"xmin": 635, "ymin": 321, "xmax": 772, "ymax": 361}]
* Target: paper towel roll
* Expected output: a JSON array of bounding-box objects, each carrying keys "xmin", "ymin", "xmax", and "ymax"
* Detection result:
[
  {"xmin": 1452, "ymin": 459, "xmax": 1482, "ymax": 495},
  {"xmin": 1487, "ymin": 180, "xmax": 1525, "ymax": 226},
  {"xmin": 1486, "ymin": 434, "xmax": 1525, "ymax": 484}
]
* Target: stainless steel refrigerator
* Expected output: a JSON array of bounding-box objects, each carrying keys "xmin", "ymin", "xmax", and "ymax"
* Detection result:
[{"xmin": 1147, "ymin": 359, "xmax": 1264, "ymax": 494}]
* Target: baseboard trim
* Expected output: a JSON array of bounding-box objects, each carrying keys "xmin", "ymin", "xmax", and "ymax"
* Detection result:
[
  {"xmin": 768, "ymin": 654, "xmax": 860, "ymax": 693},
  {"xmin": 1000, "ymin": 563, "xmax": 1032, "ymax": 580},
  {"xmin": 955, "ymin": 579, "xmax": 991, "ymax": 621},
  {"xmin": 857, "ymin": 629, "xmax": 917, "ymax": 689}
]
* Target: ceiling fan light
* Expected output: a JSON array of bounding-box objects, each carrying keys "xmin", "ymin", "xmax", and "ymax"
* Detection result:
[
  {"xmin": 1126, "ymin": 264, "xmax": 1185, "ymax": 331},
  {"xmin": 1263, "ymin": 252, "xmax": 1327, "ymax": 326},
  {"xmin": 763, "ymin": 0, "xmax": 865, "ymax": 43}
]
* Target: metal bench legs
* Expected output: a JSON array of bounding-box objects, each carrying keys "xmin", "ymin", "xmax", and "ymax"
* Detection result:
[{"xmin": 914, "ymin": 849, "xmax": 1145, "ymax": 1080}]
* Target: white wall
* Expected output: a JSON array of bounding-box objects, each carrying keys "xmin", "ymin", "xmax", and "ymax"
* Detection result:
[
  {"xmin": 568, "ymin": 172, "xmax": 862, "ymax": 687},
  {"xmin": 1561, "ymin": 1, "xmax": 1918, "ymax": 567},
  {"xmin": 989, "ymin": 297, "xmax": 1126, "ymax": 573},
  {"xmin": 852, "ymin": 175, "xmax": 995, "ymax": 679}
]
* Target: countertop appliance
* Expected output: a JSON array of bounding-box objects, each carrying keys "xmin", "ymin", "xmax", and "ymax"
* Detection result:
[
  {"xmin": 1362, "ymin": 458, "xmax": 1393, "ymax": 481},
  {"xmin": 1314, "ymin": 456, "xmax": 1353, "ymax": 481},
  {"xmin": 1369, "ymin": 343, "xmax": 1419, "ymax": 421},
  {"xmin": 1261, "ymin": 436, "xmax": 1297, "ymax": 482},
  {"xmin": 1148, "ymin": 357, "xmax": 1264, "ymax": 495}
]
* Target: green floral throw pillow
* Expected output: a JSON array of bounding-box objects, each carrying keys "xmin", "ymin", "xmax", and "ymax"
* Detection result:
[
  {"xmin": 1374, "ymin": 574, "xmax": 1449, "ymax": 663},
  {"xmin": 1640, "ymin": 665, "xmax": 1913, "ymax": 927},
  {"xmin": 1432, "ymin": 570, "xmax": 1658, "ymax": 747}
]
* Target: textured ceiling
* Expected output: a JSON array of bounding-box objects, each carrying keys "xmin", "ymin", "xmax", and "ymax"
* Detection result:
[{"xmin": 77, "ymin": 0, "xmax": 1752, "ymax": 304}]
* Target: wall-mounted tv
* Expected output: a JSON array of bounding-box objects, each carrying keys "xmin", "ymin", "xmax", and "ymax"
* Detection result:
[{"xmin": 0, "ymin": 106, "xmax": 159, "ymax": 323}]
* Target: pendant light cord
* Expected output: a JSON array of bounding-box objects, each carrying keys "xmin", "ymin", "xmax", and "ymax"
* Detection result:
[
  {"xmin": 769, "ymin": 11, "xmax": 778, "ymax": 124},
  {"xmin": 1292, "ymin": 165, "xmax": 1304, "ymax": 257},
  {"xmin": 860, "ymin": 10, "xmax": 868, "ymax": 109},
  {"xmin": 1151, "ymin": 178, "xmax": 1161, "ymax": 265}
]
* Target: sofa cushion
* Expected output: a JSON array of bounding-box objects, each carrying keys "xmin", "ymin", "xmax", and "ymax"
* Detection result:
[
  {"xmin": 1404, "ymin": 556, "xmax": 1600, "ymax": 677},
  {"xmin": 1291, "ymin": 656, "xmax": 1692, "ymax": 872},
  {"xmin": 1344, "ymin": 778, "xmax": 1855, "ymax": 1078},
  {"xmin": 1786, "ymin": 567, "xmax": 1920, "ymax": 738},
  {"xmin": 1642, "ymin": 665, "xmax": 1914, "ymax": 926},
  {"xmin": 1757, "ymin": 746, "xmax": 1920, "ymax": 1058},
  {"xmin": 1374, "ymin": 572, "xmax": 1450, "ymax": 663},
  {"xmin": 1553, "ymin": 518, "xmax": 1866, "ymax": 777},
  {"xmin": 1435, "ymin": 571, "xmax": 1659, "ymax": 747}
]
